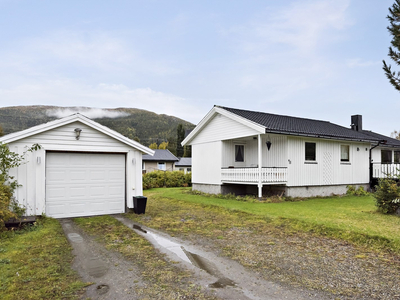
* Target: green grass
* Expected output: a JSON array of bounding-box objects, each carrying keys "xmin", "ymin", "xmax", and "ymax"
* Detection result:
[
  {"xmin": 0, "ymin": 218, "xmax": 87, "ymax": 300},
  {"xmin": 144, "ymin": 188, "xmax": 400, "ymax": 252}
]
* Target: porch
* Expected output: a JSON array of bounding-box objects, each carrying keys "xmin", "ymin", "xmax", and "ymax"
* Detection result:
[
  {"xmin": 372, "ymin": 163, "xmax": 400, "ymax": 178},
  {"xmin": 221, "ymin": 167, "xmax": 287, "ymax": 184}
]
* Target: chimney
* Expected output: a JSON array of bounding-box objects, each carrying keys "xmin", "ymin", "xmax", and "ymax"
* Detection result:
[{"xmin": 351, "ymin": 115, "xmax": 362, "ymax": 131}]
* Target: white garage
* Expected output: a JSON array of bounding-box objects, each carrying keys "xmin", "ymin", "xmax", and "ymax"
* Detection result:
[{"xmin": 0, "ymin": 113, "xmax": 154, "ymax": 218}]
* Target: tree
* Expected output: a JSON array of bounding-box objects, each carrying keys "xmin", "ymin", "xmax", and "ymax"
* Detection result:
[
  {"xmin": 149, "ymin": 143, "xmax": 158, "ymax": 149},
  {"xmin": 176, "ymin": 124, "xmax": 185, "ymax": 157},
  {"xmin": 391, "ymin": 130, "xmax": 400, "ymax": 140},
  {"xmin": 383, "ymin": 0, "xmax": 400, "ymax": 91},
  {"xmin": 158, "ymin": 141, "xmax": 168, "ymax": 149},
  {"xmin": 0, "ymin": 126, "xmax": 3, "ymax": 137}
]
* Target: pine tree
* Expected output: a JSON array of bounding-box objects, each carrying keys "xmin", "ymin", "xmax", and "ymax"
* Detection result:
[
  {"xmin": 383, "ymin": 0, "xmax": 400, "ymax": 91},
  {"xmin": 176, "ymin": 124, "xmax": 185, "ymax": 157}
]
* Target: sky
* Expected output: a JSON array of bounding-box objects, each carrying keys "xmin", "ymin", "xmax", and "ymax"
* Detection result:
[{"xmin": 0, "ymin": 0, "xmax": 399, "ymax": 136}]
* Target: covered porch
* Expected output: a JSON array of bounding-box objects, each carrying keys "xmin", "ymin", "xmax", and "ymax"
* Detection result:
[
  {"xmin": 221, "ymin": 133, "xmax": 288, "ymax": 197},
  {"xmin": 372, "ymin": 163, "xmax": 400, "ymax": 178}
]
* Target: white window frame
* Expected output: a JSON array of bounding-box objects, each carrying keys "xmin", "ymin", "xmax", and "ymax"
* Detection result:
[
  {"xmin": 158, "ymin": 162, "xmax": 166, "ymax": 170},
  {"xmin": 340, "ymin": 145, "xmax": 350, "ymax": 163},
  {"xmin": 235, "ymin": 144, "xmax": 245, "ymax": 162}
]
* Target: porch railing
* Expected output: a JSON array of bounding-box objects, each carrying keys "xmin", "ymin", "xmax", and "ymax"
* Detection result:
[
  {"xmin": 372, "ymin": 163, "xmax": 400, "ymax": 178},
  {"xmin": 221, "ymin": 167, "xmax": 287, "ymax": 183}
]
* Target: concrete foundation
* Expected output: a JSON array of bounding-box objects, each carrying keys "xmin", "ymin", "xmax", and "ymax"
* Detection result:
[{"xmin": 193, "ymin": 182, "xmax": 369, "ymax": 198}]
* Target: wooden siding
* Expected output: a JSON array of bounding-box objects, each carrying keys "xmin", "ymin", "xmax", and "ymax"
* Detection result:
[
  {"xmin": 191, "ymin": 114, "xmax": 260, "ymax": 145},
  {"xmin": 8, "ymin": 121, "xmax": 143, "ymax": 216},
  {"xmin": 192, "ymin": 142, "xmax": 221, "ymax": 184},
  {"xmin": 287, "ymin": 137, "xmax": 369, "ymax": 187}
]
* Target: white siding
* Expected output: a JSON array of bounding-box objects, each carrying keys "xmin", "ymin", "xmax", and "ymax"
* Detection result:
[
  {"xmin": 192, "ymin": 141, "xmax": 221, "ymax": 185},
  {"xmin": 191, "ymin": 114, "xmax": 260, "ymax": 145},
  {"xmin": 287, "ymin": 137, "xmax": 369, "ymax": 187},
  {"xmin": 8, "ymin": 121, "xmax": 144, "ymax": 216},
  {"xmin": 263, "ymin": 134, "xmax": 288, "ymax": 167}
]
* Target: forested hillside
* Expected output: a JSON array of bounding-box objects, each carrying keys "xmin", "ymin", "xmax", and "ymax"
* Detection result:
[{"xmin": 0, "ymin": 106, "xmax": 194, "ymax": 154}]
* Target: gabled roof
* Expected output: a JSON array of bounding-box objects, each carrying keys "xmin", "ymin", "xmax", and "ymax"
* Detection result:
[
  {"xmin": 359, "ymin": 130, "xmax": 400, "ymax": 147},
  {"xmin": 0, "ymin": 113, "xmax": 154, "ymax": 155},
  {"xmin": 142, "ymin": 149, "xmax": 179, "ymax": 162},
  {"xmin": 175, "ymin": 157, "xmax": 192, "ymax": 167},
  {"xmin": 220, "ymin": 106, "xmax": 379, "ymax": 142},
  {"xmin": 183, "ymin": 105, "xmax": 389, "ymax": 145}
]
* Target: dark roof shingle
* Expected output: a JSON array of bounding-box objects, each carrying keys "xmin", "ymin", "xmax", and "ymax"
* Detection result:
[{"xmin": 142, "ymin": 149, "xmax": 179, "ymax": 161}]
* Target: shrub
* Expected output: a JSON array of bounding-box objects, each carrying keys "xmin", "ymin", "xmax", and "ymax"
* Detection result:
[
  {"xmin": 143, "ymin": 171, "xmax": 191, "ymax": 189},
  {"xmin": 373, "ymin": 178, "xmax": 400, "ymax": 214},
  {"xmin": 0, "ymin": 143, "xmax": 40, "ymax": 230},
  {"xmin": 346, "ymin": 185, "xmax": 369, "ymax": 196}
]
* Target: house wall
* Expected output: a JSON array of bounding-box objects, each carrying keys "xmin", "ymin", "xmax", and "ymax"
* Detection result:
[
  {"xmin": 371, "ymin": 146, "xmax": 400, "ymax": 163},
  {"xmin": 143, "ymin": 161, "xmax": 175, "ymax": 172},
  {"xmin": 190, "ymin": 114, "xmax": 260, "ymax": 145},
  {"xmin": 286, "ymin": 136, "xmax": 369, "ymax": 187},
  {"xmin": 221, "ymin": 134, "xmax": 288, "ymax": 168},
  {"xmin": 7, "ymin": 121, "xmax": 144, "ymax": 216},
  {"xmin": 192, "ymin": 141, "xmax": 221, "ymax": 185}
]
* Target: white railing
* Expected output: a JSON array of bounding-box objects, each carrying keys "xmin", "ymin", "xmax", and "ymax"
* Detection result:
[
  {"xmin": 221, "ymin": 167, "xmax": 287, "ymax": 183},
  {"xmin": 373, "ymin": 163, "xmax": 400, "ymax": 178}
]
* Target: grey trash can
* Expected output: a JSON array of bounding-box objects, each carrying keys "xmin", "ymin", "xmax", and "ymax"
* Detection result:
[{"xmin": 133, "ymin": 196, "xmax": 147, "ymax": 214}]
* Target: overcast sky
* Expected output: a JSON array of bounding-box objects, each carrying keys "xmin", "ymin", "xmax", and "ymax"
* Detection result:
[{"xmin": 0, "ymin": 0, "xmax": 399, "ymax": 135}]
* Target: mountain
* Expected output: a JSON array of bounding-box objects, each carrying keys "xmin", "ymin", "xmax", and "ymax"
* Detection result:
[{"xmin": 0, "ymin": 106, "xmax": 195, "ymax": 152}]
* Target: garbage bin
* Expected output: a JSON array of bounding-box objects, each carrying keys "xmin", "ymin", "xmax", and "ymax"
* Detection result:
[{"xmin": 133, "ymin": 196, "xmax": 147, "ymax": 214}]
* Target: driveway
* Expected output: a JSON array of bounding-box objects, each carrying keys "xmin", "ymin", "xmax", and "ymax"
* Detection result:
[{"xmin": 61, "ymin": 215, "xmax": 332, "ymax": 300}]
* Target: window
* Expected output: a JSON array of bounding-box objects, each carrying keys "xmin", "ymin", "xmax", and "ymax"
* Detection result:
[
  {"xmin": 395, "ymin": 151, "xmax": 400, "ymax": 163},
  {"xmin": 340, "ymin": 145, "xmax": 350, "ymax": 162},
  {"xmin": 158, "ymin": 162, "xmax": 166, "ymax": 170},
  {"xmin": 187, "ymin": 168, "xmax": 191, "ymax": 172},
  {"xmin": 381, "ymin": 150, "xmax": 392, "ymax": 164},
  {"xmin": 235, "ymin": 145, "xmax": 244, "ymax": 162},
  {"xmin": 305, "ymin": 142, "xmax": 316, "ymax": 161}
]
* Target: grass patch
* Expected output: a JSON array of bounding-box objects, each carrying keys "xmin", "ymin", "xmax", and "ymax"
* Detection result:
[
  {"xmin": 0, "ymin": 217, "xmax": 87, "ymax": 300},
  {"xmin": 73, "ymin": 215, "xmax": 216, "ymax": 300},
  {"xmin": 141, "ymin": 188, "xmax": 400, "ymax": 253}
]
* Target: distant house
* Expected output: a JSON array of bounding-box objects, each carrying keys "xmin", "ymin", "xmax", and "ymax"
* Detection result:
[
  {"xmin": 0, "ymin": 113, "xmax": 153, "ymax": 218},
  {"xmin": 176, "ymin": 157, "xmax": 192, "ymax": 174},
  {"xmin": 182, "ymin": 105, "xmax": 400, "ymax": 198},
  {"xmin": 142, "ymin": 149, "xmax": 179, "ymax": 173}
]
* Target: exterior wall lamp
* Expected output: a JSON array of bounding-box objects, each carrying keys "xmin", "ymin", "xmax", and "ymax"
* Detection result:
[
  {"xmin": 266, "ymin": 135, "xmax": 272, "ymax": 151},
  {"xmin": 74, "ymin": 128, "xmax": 82, "ymax": 140}
]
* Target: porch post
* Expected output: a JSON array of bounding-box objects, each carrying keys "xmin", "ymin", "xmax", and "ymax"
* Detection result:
[{"xmin": 258, "ymin": 134, "xmax": 262, "ymax": 198}]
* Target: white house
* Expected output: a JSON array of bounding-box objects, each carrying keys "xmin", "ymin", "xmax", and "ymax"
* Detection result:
[
  {"xmin": 182, "ymin": 106, "xmax": 400, "ymax": 198},
  {"xmin": 0, "ymin": 113, "xmax": 154, "ymax": 218}
]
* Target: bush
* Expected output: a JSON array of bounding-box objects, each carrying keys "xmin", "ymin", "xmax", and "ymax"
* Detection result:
[
  {"xmin": 143, "ymin": 171, "xmax": 191, "ymax": 190},
  {"xmin": 346, "ymin": 185, "xmax": 369, "ymax": 196},
  {"xmin": 373, "ymin": 178, "xmax": 400, "ymax": 214}
]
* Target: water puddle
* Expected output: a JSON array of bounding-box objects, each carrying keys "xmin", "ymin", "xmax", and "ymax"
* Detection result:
[
  {"xmin": 68, "ymin": 233, "xmax": 83, "ymax": 243},
  {"xmin": 86, "ymin": 257, "xmax": 108, "ymax": 278},
  {"xmin": 133, "ymin": 224, "xmax": 236, "ymax": 288}
]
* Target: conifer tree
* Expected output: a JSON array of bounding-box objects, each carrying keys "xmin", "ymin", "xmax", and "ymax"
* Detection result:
[
  {"xmin": 176, "ymin": 124, "xmax": 185, "ymax": 157},
  {"xmin": 383, "ymin": 0, "xmax": 400, "ymax": 91}
]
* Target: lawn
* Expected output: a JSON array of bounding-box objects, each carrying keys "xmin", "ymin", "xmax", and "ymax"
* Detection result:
[
  {"xmin": 0, "ymin": 218, "xmax": 87, "ymax": 300},
  {"xmin": 144, "ymin": 188, "xmax": 400, "ymax": 252}
]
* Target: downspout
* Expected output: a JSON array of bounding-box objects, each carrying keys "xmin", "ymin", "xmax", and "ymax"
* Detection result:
[
  {"xmin": 369, "ymin": 140, "xmax": 386, "ymax": 190},
  {"xmin": 258, "ymin": 134, "xmax": 262, "ymax": 198}
]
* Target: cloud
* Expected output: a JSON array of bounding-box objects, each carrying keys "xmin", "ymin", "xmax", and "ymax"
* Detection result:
[
  {"xmin": 46, "ymin": 107, "xmax": 130, "ymax": 119},
  {"xmin": 0, "ymin": 80, "xmax": 204, "ymax": 123},
  {"xmin": 347, "ymin": 58, "xmax": 380, "ymax": 68}
]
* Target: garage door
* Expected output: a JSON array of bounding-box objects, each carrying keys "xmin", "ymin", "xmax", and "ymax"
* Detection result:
[{"xmin": 46, "ymin": 152, "xmax": 125, "ymax": 218}]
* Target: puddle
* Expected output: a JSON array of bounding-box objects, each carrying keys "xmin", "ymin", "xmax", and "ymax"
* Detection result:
[
  {"xmin": 96, "ymin": 284, "xmax": 110, "ymax": 295},
  {"xmin": 145, "ymin": 229, "xmax": 236, "ymax": 288},
  {"xmin": 68, "ymin": 233, "xmax": 83, "ymax": 243},
  {"xmin": 86, "ymin": 257, "xmax": 108, "ymax": 278},
  {"xmin": 133, "ymin": 224, "xmax": 147, "ymax": 233}
]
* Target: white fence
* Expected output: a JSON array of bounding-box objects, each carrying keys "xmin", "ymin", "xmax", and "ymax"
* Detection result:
[
  {"xmin": 221, "ymin": 167, "xmax": 287, "ymax": 183},
  {"xmin": 372, "ymin": 163, "xmax": 400, "ymax": 178}
]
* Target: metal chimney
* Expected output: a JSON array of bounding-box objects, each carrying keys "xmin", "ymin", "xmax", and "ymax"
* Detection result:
[{"xmin": 351, "ymin": 115, "xmax": 362, "ymax": 131}]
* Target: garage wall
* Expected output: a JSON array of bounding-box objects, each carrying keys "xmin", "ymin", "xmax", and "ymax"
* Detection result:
[{"xmin": 7, "ymin": 121, "xmax": 144, "ymax": 216}]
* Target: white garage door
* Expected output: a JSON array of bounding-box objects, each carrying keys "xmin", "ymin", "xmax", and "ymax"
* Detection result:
[{"xmin": 46, "ymin": 152, "xmax": 125, "ymax": 218}]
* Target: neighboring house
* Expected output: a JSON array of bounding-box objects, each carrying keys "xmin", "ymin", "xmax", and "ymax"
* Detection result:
[
  {"xmin": 142, "ymin": 149, "xmax": 179, "ymax": 173},
  {"xmin": 182, "ymin": 105, "xmax": 400, "ymax": 198},
  {"xmin": 175, "ymin": 157, "xmax": 192, "ymax": 174},
  {"xmin": 0, "ymin": 113, "xmax": 154, "ymax": 218}
]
